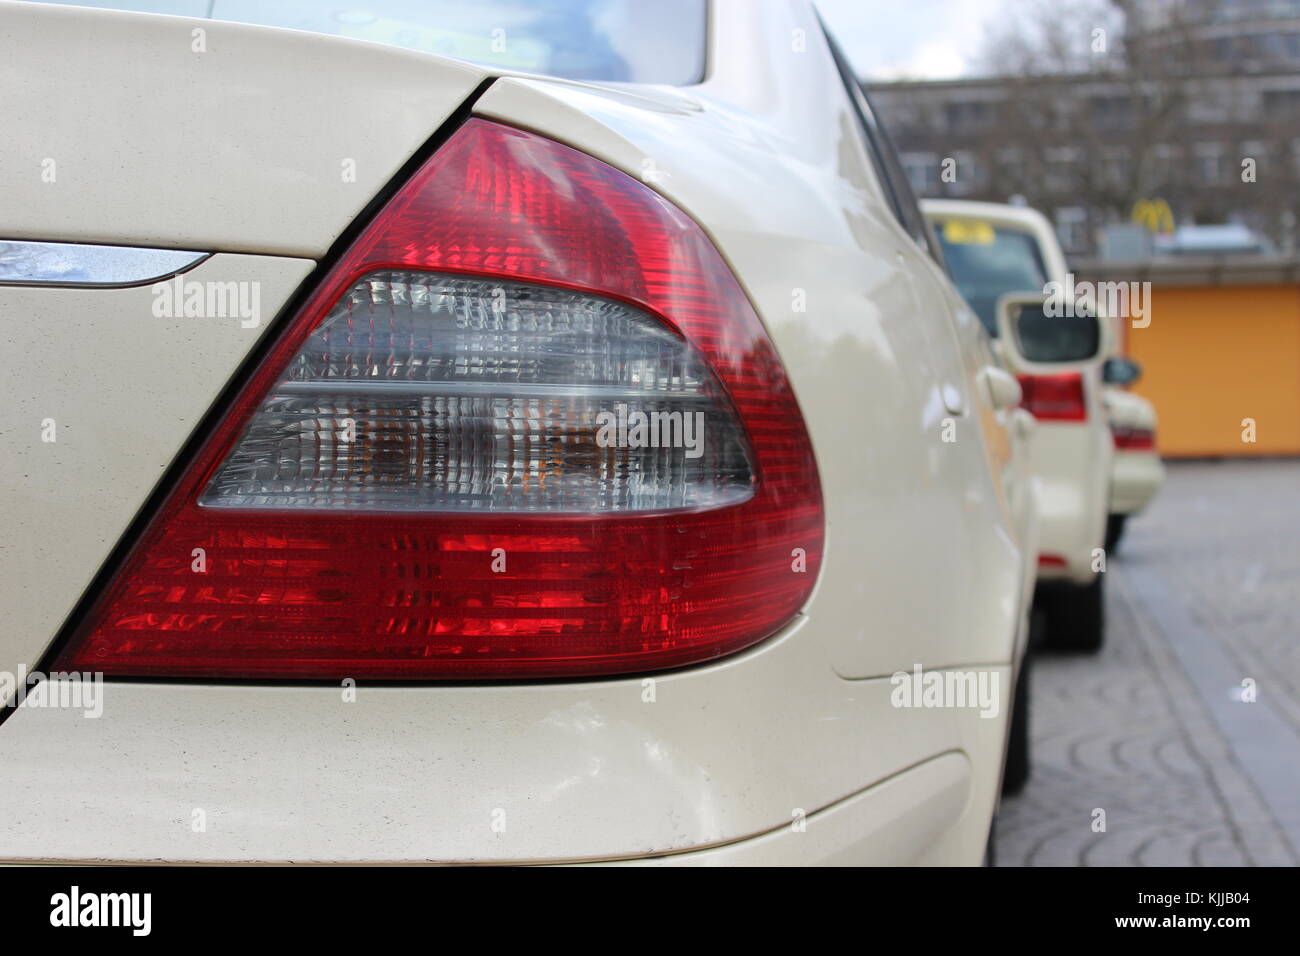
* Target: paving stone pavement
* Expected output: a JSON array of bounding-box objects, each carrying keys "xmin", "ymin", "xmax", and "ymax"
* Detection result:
[{"xmin": 997, "ymin": 459, "xmax": 1300, "ymax": 866}]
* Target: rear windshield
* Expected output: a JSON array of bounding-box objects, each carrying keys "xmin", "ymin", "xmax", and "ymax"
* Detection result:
[
  {"xmin": 45, "ymin": 0, "xmax": 709, "ymax": 84},
  {"xmin": 933, "ymin": 219, "xmax": 1050, "ymax": 335}
]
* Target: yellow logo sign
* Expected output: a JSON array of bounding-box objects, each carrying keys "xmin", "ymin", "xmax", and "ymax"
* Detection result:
[{"xmin": 1131, "ymin": 199, "xmax": 1174, "ymax": 234}]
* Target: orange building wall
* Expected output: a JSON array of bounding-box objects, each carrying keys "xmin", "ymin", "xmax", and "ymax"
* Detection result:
[{"xmin": 1124, "ymin": 284, "xmax": 1300, "ymax": 457}]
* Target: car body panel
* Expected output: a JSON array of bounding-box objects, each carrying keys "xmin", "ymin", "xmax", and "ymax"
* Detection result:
[
  {"xmin": 1029, "ymin": 424, "xmax": 1110, "ymax": 580},
  {"xmin": 0, "ymin": 0, "xmax": 488, "ymax": 257},
  {"xmin": 0, "ymin": 641, "xmax": 1007, "ymax": 863},
  {"xmin": 613, "ymin": 751, "xmax": 974, "ymax": 866}
]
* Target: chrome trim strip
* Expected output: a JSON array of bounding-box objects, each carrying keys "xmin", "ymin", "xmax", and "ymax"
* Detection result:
[
  {"xmin": 276, "ymin": 381, "xmax": 711, "ymax": 400},
  {"xmin": 0, "ymin": 239, "xmax": 209, "ymax": 288}
]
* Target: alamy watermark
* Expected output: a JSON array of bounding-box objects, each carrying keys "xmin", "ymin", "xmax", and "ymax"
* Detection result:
[
  {"xmin": 1, "ymin": 667, "xmax": 104, "ymax": 718},
  {"xmin": 595, "ymin": 403, "xmax": 705, "ymax": 459},
  {"xmin": 50, "ymin": 886, "xmax": 150, "ymax": 936},
  {"xmin": 890, "ymin": 664, "xmax": 1000, "ymax": 719},
  {"xmin": 1044, "ymin": 273, "xmax": 1152, "ymax": 329},
  {"xmin": 151, "ymin": 275, "xmax": 260, "ymax": 328}
]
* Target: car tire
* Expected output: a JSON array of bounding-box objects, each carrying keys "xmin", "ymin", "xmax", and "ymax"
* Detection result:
[
  {"xmin": 1001, "ymin": 650, "xmax": 1031, "ymax": 796},
  {"xmin": 1104, "ymin": 513, "xmax": 1127, "ymax": 552},
  {"xmin": 1040, "ymin": 574, "xmax": 1105, "ymax": 653}
]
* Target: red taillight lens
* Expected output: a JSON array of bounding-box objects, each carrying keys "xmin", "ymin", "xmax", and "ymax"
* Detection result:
[
  {"xmin": 1017, "ymin": 372, "xmax": 1088, "ymax": 422},
  {"xmin": 55, "ymin": 120, "xmax": 823, "ymax": 680},
  {"xmin": 1112, "ymin": 424, "xmax": 1156, "ymax": 451}
]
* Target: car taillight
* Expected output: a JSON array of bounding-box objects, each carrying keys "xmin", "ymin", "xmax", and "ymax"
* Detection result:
[
  {"xmin": 1111, "ymin": 424, "xmax": 1156, "ymax": 451},
  {"xmin": 1017, "ymin": 372, "xmax": 1087, "ymax": 422},
  {"xmin": 54, "ymin": 119, "xmax": 823, "ymax": 680}
]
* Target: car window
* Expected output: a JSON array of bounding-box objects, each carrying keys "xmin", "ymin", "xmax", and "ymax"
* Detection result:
[
  {"xmin": 933, "ymin": 220, "xmax": 1050, "ymax": 335},
  {"xmin": 40, "ymin": 0, "xmax": 708, "ymax": 84},
  {"xmin": 818, "ymin": 20, "xmax": 943, "ymax": 265}
]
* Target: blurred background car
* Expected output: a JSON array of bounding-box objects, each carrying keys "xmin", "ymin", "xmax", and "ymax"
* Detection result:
[
  {"xmin": 924, "ymin": 198, "xmax": 1166, "ymax": 564},
  {"xmin": 1101, "ymin": 357, "xmax": 1165, "ymax": 549},
  {"xmin": 924, "ymin": 199, "xmax": 1117, "ymax": 652}
]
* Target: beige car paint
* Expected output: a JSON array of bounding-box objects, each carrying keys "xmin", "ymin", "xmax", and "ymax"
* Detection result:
[{"xmin": 0, "ymin": 0, "xmax": 489, "ymax": 257}]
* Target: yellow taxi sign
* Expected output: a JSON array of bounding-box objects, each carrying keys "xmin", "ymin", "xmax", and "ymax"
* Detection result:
[{"xmin": 942, "ymin": 219, "xmax": 996, "ymax": 245}]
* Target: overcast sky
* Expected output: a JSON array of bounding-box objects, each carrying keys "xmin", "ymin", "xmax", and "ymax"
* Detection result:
[{"xmin": 814, "ymin": 0, "xmax": 1010, "ymax": 80}]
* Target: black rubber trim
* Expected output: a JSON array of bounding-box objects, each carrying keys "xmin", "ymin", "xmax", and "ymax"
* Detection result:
[{"xmin": 4, "ymin": 77, "xmax": 499, "ymax": 719}]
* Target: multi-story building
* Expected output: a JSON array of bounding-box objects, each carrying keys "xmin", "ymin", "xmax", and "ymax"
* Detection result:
[{"xmin": 866, "ymin": 0, "xmax": 1300, "ymax": 257}]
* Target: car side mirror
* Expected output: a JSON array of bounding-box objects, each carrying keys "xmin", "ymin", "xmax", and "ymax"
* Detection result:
[
  {"xmin": 1102, "ymin": 356, "xmax": 1143, "ymax": 386},
  {"xmin": 995, "ymin": 292, "xmax": 1107, "ymax": 369}
]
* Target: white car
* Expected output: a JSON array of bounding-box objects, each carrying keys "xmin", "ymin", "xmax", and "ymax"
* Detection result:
[
  {"xmin": 923, "ymin": 199, "xmax": 1165, "ymax": 562},
  {"xmin": 2, "ymin": 0, "xmax": 1048, "ymax": 865},
  {"xmin": 924, "ymin": 199, "xmax": 1115, "ymax": 651}
]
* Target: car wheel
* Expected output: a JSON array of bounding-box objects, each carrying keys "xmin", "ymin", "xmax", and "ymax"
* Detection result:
[
  {"xmin": 1040, "ymin": 574, "xmax": 1105, "ymax": 653},
  {"xmin": 1001, "ymin": 650, "xmax": 1031, "ymax": 796},
  {"xmin": 1104, "ymin": 513, "xmax": 1128, "ymax": 552}
]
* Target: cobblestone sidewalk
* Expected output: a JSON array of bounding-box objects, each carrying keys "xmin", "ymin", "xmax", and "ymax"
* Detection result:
[{"xmin": 997, "ymin": 459, "xmax": 1300, "ymax": 866}]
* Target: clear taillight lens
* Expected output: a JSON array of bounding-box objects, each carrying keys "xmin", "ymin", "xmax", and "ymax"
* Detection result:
[
  {"xmin": 54, "ymin": 119, "xmax": 823, "ymax": 680},
  {"xmin": 201, "ymin": 272, "xmax": 754, "ymax": 513}
]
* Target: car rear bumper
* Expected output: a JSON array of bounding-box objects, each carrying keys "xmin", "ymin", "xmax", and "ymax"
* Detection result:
[
  {"xmin": 1, "ymin": 750, "xmax": 974, "ymax": 867},
  {"xmin": 1110, "ymin": 450, "xmax": 1165, "ymax": 515},
  {"xmin": 1034, "ymin": 476, "xmax": 1106, "ymax": 585},
  {"xmin": 0, "ymin": 618, "xmax": 1008, "ymax": 865},
  {"xmin": 609, "ymin": 752, "xmax": 972, "ymax": 865}
]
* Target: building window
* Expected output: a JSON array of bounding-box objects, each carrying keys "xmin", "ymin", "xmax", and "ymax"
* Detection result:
[
  {"xmin": 1195, "ymin": 142, "xmax": 1225, "ymax": 185},
  {"xmin": 1102, "ymin": 147, "xmax": 1132, "ymax": 188},
  {"xmin": 1091, "ymin": 95, "xmax": 1133, "ymax": 129},
  {"xmin": 1045, "ymin": 146, "xmax": 1083, "ymax": 194},
  {"xmin": 1152, "ymin": 144, "xmax": 1181, "ymax": 188},
  {"xmin": 1055, "ymin": 207, "xmax": 1088, "ymax": 255},
  {"xmin": 1262, "ymin": 88, "xmax": 1300, "ymax": 113},
  {"xmin": 943, "ymin": 101, "xmax": 990, "ymax": 132},
  {"xmin": 900, "ymin": 152, "xmax": 940, "ymax": 196},
  {"xmin": 997, "ymin": 148, "xmax": 1025, "ymax": 185}
]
